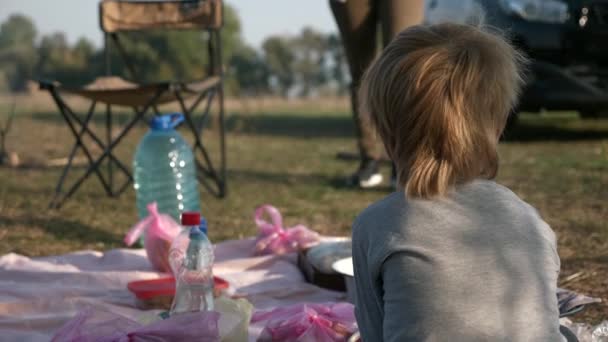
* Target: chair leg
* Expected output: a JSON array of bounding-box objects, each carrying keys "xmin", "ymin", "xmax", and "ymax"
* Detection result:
[
  {"xmin": 51, "ymin": 88, "xmax": 133, "ymax": 184},
  {"xmin": 218, "ymin": 84, "xmax": 227, "ymax": 197},
  {"xmin": 61, "ymin": 100, "xmax": 136, "ymax": 199},
  {"xmin": 60, "ymin": 101, "xmax": 133, "ymax": 183},
  {"xmin": 48, "ymin": 92, "xmax": 117, "ymax": 207},
  {"xmin": 174, "ymin": 89, "xmax": 226, "ymax": 198},
  {"xmin": 51, "ymin": 101, "xmax": 99, "ymax": 203},
  {"xmin": 49, "ymin": 89, "xmax": 164, "ymax": 208},
  {"xmin": 50, "ymin": 137, "xmax": 80, "ymax": 209},
  {"xmin": 215, "ymin": 29, "xmax": 227, "ymax": 197},
  {"xmin": 106, "ymin": 104, "xmax": 114, "ymax": 196}
]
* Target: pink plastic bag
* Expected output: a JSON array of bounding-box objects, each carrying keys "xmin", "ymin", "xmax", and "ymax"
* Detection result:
[
  {"xmin": 253, "ymin": 205, "xmax": 321, "ymax": 256},
  {"xmin": 124, "ymin": 202, "xmax": 182, "ymax": 272},
  {"xmin": 51, "ymin": 308, "xmax": 220, "ymax": 342},
  {"xmin": 251, "ymin": 302, "xmax": 357, "ymax": 342}
]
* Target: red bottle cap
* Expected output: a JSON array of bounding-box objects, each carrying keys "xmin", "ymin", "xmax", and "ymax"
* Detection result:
[{"xmin": 181, "ymin": 212, "xmax": 201, "ymax": 226}]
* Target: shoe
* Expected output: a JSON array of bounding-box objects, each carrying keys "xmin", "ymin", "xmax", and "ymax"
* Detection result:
[{"xmin": 347, "ymin": 159, "xmax": 383, "ymax": 188}]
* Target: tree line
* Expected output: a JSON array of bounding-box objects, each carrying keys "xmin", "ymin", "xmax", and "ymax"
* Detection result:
[{"xmin": 0, "ymin": 5, "xmax": 350, "ymax": 98}]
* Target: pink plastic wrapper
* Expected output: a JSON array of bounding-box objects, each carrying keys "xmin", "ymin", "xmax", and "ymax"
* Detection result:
[
  {"xmin": 251, "ymin": 302, "xmax": 357, "ymax": 342},
  {"xmin": 253, "ymin": 205, "xmax": 321, "ymax": 256},
  {"xmin": 124, "ymin": 202, "xmax": 182, "ymax": 272},
  {"xmin": 51, "ymin": 308, "xmax": 220, "ymax": 342}
]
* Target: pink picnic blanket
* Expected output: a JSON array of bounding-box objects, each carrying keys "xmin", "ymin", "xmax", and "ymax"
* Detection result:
[{"xmin": 0, "ymin": 238, "xmax": 346, "ymax": 342}]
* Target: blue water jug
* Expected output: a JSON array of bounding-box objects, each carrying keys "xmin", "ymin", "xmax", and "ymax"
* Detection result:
[{"xmin": 133, "ymin": 113, "xmax": 201, "ymax": 221}]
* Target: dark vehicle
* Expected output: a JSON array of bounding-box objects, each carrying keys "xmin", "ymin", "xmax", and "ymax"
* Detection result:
[{"xmin": 426, "ymin": 0, "xmax": 608, "ymax": 118}]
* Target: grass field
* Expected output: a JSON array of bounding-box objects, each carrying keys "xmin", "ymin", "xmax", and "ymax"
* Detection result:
[{"xmin": 0, "ymin": 95, "xmax": 607, "ymax": 324}]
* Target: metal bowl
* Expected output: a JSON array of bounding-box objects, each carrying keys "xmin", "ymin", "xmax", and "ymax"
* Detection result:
[
  {"xmin": 305, "ymin": 238, "xmax": 352, "ymax": 274},
  {"xmin": 332, "ymin": 257, "xmax": 355, "ymax": 304}
]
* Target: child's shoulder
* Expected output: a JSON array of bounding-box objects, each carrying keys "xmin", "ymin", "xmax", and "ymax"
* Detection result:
[
  {"xmin": 351, "ymin": 191, "xmax": 448, "ymax": 265},
  {"xmin": 351, "ymin": 191, "xmax": 412, "ymax": 260},
  {"xmin": 463, "ymin": 179, "xmax": 541, "ymax": 216},
  {"xmin": 352, "ymin": 191, "xmax": 427, "ymax": 242},
  {"xmin": 354, "ymin": 191, "xmax": 407, "ymax": 229}
]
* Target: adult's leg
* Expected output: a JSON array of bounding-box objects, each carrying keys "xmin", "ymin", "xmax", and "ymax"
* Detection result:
[
  {"xmin": 380, "ymin": 0, "xmax": 426, "ymax": 46},
  {"xmin": 329, "ymin": 0, "xmax": 379, "ymax": 162}
]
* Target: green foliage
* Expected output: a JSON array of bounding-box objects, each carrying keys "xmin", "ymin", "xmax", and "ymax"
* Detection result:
[
  {"xmin": 221, "ymin": 3, "xmax": 243, "ymax": 65},
  {"xmin": 229, "ymin": 44, "xmax": 270, "ymax": 95},
  {"xmin": 262, "ymin": 28, "xmax": 349, "ymax": 98},
  {"xmin": 0, "ymin": 14, "xmax": 36, "ymax": 49},
  {"xmin": 326, "ymin": 33, "xmax": 350, "ymax": 95},
  {"xmin": 36, "ymin": 33, "xmax": 97, "ymax": 86},
  {"xmin": 0, "ymin": 15, "xmax": 38, "ymax": 91},
  {"xmin": 262, "ymin": 36, "xmax": 295, "ymax": 97},
  {"xmin": 292, "ymin": 27, "xmax": 328, "ymax": 97},
  {"xmin": 0, "ymin": 70, "xmax": 9, "ymax": 92}
]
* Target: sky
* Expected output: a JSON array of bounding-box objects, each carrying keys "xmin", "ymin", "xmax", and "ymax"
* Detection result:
[{"xmin": 0, "ymin": 0, "xmax": 338, "ymax": 49}]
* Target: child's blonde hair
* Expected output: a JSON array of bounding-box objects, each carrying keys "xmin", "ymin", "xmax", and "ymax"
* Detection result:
[{"xmin": 359, "ymin": 23, "xmax": 527, "ymax": 198}]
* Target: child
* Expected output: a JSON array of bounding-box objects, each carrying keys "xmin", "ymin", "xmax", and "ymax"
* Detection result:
[{"xmin": 352, "ymin": 23, "xmax": 564, "ymax": 341}]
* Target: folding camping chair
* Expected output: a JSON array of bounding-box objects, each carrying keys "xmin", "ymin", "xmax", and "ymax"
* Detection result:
[{"xmin": 39, "ymin": 0, "xmax": 227, "ymax": 209}]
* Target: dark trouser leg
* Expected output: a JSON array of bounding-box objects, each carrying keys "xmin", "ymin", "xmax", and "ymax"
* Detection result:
[
  {"xmin": 379, "ymin": 0, "xmax": 426, "ymax": 46},
  {"xmin": 329, "ymin": 0, "xmax": 379, "ymax": 162}
]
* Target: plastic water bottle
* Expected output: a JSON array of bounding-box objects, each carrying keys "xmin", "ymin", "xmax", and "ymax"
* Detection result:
[
  {"xmin": 169, "ymin": 212, "xmax": 215, "ymax": 315},
  {"xmin": 133, "ymin": 113, "xmax": 200, "ymax": 222}
]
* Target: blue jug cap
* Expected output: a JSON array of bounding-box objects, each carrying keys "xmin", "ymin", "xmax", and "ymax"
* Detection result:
[
  {"xmin": 150, "ymin": 113, "xmax": 184, "ymax": 131},
  {"xmin": 199, "ymin": 218, "xmax": 208, "ymax": 235}
]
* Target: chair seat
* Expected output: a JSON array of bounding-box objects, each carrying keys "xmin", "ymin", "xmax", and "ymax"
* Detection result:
[{"xmin": 39, "ymin": 76, "xmax": 221, "ymax": 107}]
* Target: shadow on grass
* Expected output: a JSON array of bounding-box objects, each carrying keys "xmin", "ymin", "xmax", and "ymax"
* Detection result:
[
  {"xmin": 0, "ymin": 215, "xmax": 120, "ymax": 245},
  {"xmin": 26, "ymin": 110, "xmax": 140, "ymax": 127},
  {"xmin": 228, "ymin": 168, "xmax": 331, "ymax": 185},
  {"xmin": 563, "ymin": 255, "xmax": 608, "ymax": 264},
  {"xmin": 28, "ymin": 110, "xmax": 608, "ymax": 141},
  {"xmin": 224, "ymin": 113, "xmax": 354, "ymax": 138},
  {"xmin": 228, "ymin": 168, "xmax": 394, "ymax": 193},
  {"xmin": 230, "ymin": 113, "xmax": 608, "ymax": 141},
  {"xmin": 503, "ymin": 121, "xmax": 608, "ymax": 142},
  {"xmin": 30, "ymin": 110, "xmax": 355, "ymax": 138}
]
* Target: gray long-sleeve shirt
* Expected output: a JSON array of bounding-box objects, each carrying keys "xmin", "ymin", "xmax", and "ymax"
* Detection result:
[{"xmin": 352, "ymin": 180, "xmax": 563, "ymax": 341}]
